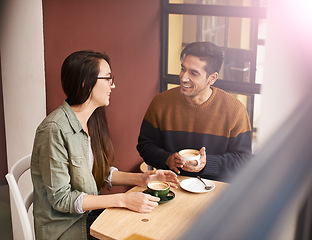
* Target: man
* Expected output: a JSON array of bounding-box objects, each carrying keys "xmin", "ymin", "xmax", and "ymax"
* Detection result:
[{"xmin": 137, "ymin": 42, "xmax": 252, "ymax": 182}]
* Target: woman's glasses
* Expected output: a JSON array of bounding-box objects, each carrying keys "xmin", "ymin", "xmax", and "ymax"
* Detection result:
[{"xmin": 97, "ymin": 76, "xmax": 114, "ymax": 86}]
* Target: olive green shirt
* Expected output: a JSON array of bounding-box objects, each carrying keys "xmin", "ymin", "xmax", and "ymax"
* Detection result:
[{"xmin": 31, "ymin": 101, "xmax": 99, "ymax": 240}]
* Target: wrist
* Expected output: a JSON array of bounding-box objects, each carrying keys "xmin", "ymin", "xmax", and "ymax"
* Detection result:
[
  {"xmin": 139, "ymin": 173, "xmax": 146, "ymax": 186},
  {"xmin": 116, "ymin": 193, "xmax": 126, "ymax": 208},
  {"xmin": 165, "ymin": 156, "xmax": 171, "ymax": 167},
  {"xmin": 128, "ymin": 173, "xmax": 145, "ymax": 186},
  {"xmin": 166, "ymin": 154, "xmax": 175, "ymax": 169}
]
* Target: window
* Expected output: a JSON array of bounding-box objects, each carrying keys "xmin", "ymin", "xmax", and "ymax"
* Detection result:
[{"xmin": 160, "ymin": 0, "xmax": 267, "ymax": 151}]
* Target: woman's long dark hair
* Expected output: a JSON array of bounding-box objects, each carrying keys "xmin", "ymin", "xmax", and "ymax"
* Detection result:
[{"xmin": 61, "ymin": 50, "xmax": 114, "ymax": 190}]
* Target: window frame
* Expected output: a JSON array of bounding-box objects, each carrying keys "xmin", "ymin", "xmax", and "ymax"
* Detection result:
[{"xmin": 160, "ymin": 0, "xmax": 267, "ymax": 138}]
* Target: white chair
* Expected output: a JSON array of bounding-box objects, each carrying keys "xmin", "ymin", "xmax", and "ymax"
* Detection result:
[{"xmin": 5, "ymin": 155, "xmax": 34, "ymax": 240}]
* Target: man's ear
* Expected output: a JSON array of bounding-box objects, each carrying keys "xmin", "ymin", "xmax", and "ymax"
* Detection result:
[{"xmin": 208, "ymin": 72, "xmax": 218, "ymax": 86}]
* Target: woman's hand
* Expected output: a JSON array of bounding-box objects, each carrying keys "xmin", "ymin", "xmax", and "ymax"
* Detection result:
[
  {"xmin": 141, "ymin": 169, "xmax": 180, "ymax": 188},
  {"xmin": 121, "ymin": 192, "xmax": 160, "ymax": 213}
]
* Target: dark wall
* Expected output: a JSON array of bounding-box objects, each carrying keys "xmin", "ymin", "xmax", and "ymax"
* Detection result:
[{"xmin": 42, "ymin": 0, "xmax": 161, "ymax": 192}]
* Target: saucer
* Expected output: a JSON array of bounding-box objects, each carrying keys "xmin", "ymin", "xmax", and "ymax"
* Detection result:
[
  {"xmin": 143, "ymin": 190, "xmax": 175, "ymax": 203},
  {"xmin": 180, "ymin": 178, "xmax": 215, "ymax": 193}
]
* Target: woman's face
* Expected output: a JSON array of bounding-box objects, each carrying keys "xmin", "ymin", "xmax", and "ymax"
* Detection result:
[{"xmin": 90, "ymin": 59, "xmax": 115, "ymax": 107}]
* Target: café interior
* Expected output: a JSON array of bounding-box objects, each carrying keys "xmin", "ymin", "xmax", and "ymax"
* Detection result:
[{"xmin": 1, "ymin": 0, "xmax": 311, "ymax": 239}]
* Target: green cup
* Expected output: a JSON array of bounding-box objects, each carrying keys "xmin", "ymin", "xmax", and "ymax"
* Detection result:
[{"xmin": 147, "ymin": 181, "xmax": 170, "ymax": 201}]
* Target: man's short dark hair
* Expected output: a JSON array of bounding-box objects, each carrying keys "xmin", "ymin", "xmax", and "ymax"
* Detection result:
[{"xmin": 180, "ymin": 42, "xmax": 224, "ymax": 75}]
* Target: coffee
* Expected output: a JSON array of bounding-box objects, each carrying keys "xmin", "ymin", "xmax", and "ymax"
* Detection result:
[
  {"xmin": 180, "ymin": 152, "xmax": 198, "ymax": 157},
  {"xmin": 179, "ymin": 149, "xmax": 201, "ymax": 166},
  {"xmin": 147, "ymin": 181, "xmax": 170, "ymax": 200},
  {"xmin": 148, "ymin": 182, "xmax": 169, "ymax": 191}
]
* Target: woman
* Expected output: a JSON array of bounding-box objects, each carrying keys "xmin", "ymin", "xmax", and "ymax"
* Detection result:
[{"xmin": 31, "ymin": 51, "xmax": 179, "ymax": 240}]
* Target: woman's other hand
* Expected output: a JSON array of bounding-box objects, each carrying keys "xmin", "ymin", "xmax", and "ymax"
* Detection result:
[
  {"xmin": 141, "ymin": 169, "xmax": 179, "ymax": 188},
  {"xmin": 121, "ymin": 192, "xmax": 160, "ymax": 213}
]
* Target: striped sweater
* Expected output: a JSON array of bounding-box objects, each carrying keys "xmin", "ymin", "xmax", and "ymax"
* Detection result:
[{"xmin": 137, "ymin": 86, "xmax": 252, "ymax": 181}]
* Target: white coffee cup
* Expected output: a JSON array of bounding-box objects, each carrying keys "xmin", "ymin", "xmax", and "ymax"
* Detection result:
[{"xmin": 178, "ymin": 149, "xmax": 201, "ymax": 166}]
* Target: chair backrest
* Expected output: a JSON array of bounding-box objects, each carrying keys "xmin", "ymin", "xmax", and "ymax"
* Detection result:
[{"xmin": 5, "ymin": 155, "xmax": 34, "ymax": 240}]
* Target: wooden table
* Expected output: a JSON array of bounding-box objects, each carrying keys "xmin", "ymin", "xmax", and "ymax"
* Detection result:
[{"xmin": 90, "ymin": 176, "xmax": 228, "ymax": 240}]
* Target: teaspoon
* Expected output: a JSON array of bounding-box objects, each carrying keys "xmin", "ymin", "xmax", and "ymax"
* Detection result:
[{"xmin": 197, "ymin": 176, "xmax": 212, "ymax": 190}]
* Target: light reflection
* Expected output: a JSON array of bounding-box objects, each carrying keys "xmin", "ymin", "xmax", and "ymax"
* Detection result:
[
  {"xmin": 271, "ymin": 0, "xmax": 312, "ymax": 72},
  {"xmin": 287, "ymin": 0, "xmax": 312, "ymax": 25}
]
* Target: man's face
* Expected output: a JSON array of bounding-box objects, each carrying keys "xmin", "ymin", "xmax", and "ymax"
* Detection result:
[{"xmin": 179, "ymin": 55, "xmax": 210, "ymax": 99}]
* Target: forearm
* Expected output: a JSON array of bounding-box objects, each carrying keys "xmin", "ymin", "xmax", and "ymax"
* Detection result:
[
  {"xmin": 200, "ymin": 151, "xmax": 251, "ymax": 180},
  {"xmin": 137, "ymin": 142, "xmax": 172, "ymax": 169},
  {"xmin": 82, "ymin": 193, "xmax": 125, "ymax": 211},
  {"xmin": 82, "ymin": 191, "xmax": 161, "ymax": 213},
  {"xmin": 141, "ymin": 148, "xmax": 171, "ymax": 169},
  {"xmin": 203, "ymin": 130, "xmax": 252, "ymax": 178},
  {"xmin": 111, "ymin": 170, "xmax": 145, "ymax": 186},
  {"xmin": 137, "ymin": 120, "xmax": 171, "ymax": 169}
]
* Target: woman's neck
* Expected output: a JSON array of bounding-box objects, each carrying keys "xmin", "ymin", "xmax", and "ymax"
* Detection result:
[{"xmin": 71, "ymin": 102, "xmax": 96, "ymax": 135}]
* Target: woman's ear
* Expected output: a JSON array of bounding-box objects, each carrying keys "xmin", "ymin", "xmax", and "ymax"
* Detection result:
[{"xmin": 208, "ymin": 72, "xmax": 218, "ymax": 86}]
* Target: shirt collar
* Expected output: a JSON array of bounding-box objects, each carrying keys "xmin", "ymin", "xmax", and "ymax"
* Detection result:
[{"xmin": 61, "ymin": 100, "xmax": 84, "ymax": 134}]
